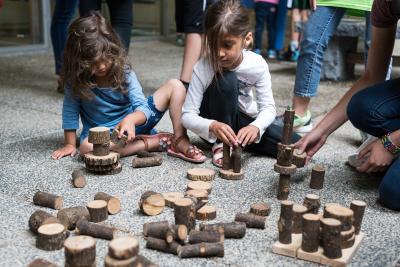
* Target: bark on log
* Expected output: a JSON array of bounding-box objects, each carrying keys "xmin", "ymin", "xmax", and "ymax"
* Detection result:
[
  {"xmin": 110, "ymin": 130, "xmax": 128, "ymax": 147},
  {"xmin": 178, "ymin": 243, "xmax": 224, "ymax": 258},
  {"xmin": 278, "ymin": 200, "xmax": 293, "ymax": 244},
  {"xmin": 57, "ymin": 206, "xmax": 90, "ymax": 230},
  {"xmin": 93, "ymin": 143, "xmax": 110, "ymax": 156},
  {"xmin": 281, "ymin": 108, "xmax": 295, "ymax": 145},
  {"xmin": 143, "ymin": 221, "xmax": 169, "ymax": 238},
  {"xmin": 185, "ymin": 189, "xmax": 208, "ymax": 202},
  {"xmin": 292, "ymin": 149, "xmax": 307, "ymax": 168},
  {"xmin": 188, "ymin": 230, "xmax": 224, "ymax": 244},
  {"xmin": 187, "ymin": 168, "xmax": 215, "ymax": 181},
  {"xmin": 234, "ymin": 213, "xmax": 266, "ymax": 229},
  {"xmin": 28, "ymin": 258, "xmax": 57, "ymax": 267},
  {"xmin": 162, "ymin": 192, "xmax": 184, "ymax": 208},
  {"xmin": 350, "ymin": 200, "xmax": 366, "ymax": 235},
  {"xmin": 84, "ymin": 162, "xmax": 119, "ymax": 172},
  {"xmin": 87, "ymin": 200, "xmax": 108, "ymax": 223},
  {"xmin": 146, "ymin": 237, "xmax": 180, "ymax": 255},
  {"xmin": 33, "ymin": 191, "xmax": 63, "ymax": 210},
  {"xmin": 181, "ymin": 195, "xmax": 207, "ymax": 211},
  {"xmin": 277, "ymin": 143, "xmax": 294, "ymax": 167},
  {"xmin": 174, "ymin": 198, "xmax": 196, "ymax": 230},
  {"xmin": 303, "ymin": 194, "xmax": 321, "ymax": 214},
  {"xmin": 64, "ymin": 235, "xmax": 96, "ymax": 267},
  {"xmin": 138, "ymin": 191, "xmax": 165, "ymax": 216},
  {"xmin": 137, "ymin": 151, "xmax": 157, "ymax": 158},
  {"xmin": 249, "ymin": 202, "xmax": 271, "ymax": 216},
  {"xmin": 219, "ymin": 168, "xmax": 244, "ymax": 180},
  {"xmin": 292, "ymin": 204, "xmax": 307, "ymax": 234},
  {"xmin": 132, "ymin": 156, "xmax": 162, "ymax": 168},
  {"xmin": 104, "ymin": 254, "xmax": 137, "ymax": 267},
  {"xmin": 109, "ymin": 236, "xmax": 139, "ymax": 260},
  {"xmin": 274, "ymin": 163, "xmax": 297, "ymax": 175},
  {"xmin": 136, "ymin": 255, "xmax": 157, "ymax": 267},
  {"xmin": 310, "ymin": 164, "xmax": 325, "ymax": 190},
  {"xmin": 76, "ymin": 219, "xmax": 115, "ymax": 240},
  {"xmin": 340, "ymin": 226, "xmax": 355, "ymax": 249},
  {"xmin": 95, "ymin": 162, "xmax": 122, "ymax": 175},
  {"xmin": 83, "ymin": 151, "xmax": 119, "ymax": 166},
  {"xmin": 166, "ymin": 224, "xmax": 188, "ymax": 243},
  {"xmin": 200, "ymin": 222, "xmax": 246, "ymax": 239},
  {"xmin": 36, "ymin": 223, "xmax": 67, "ymax": 251},
  {"xmin": 324, "ymin": 204, "xmax": 354, "ymax": 231},
  {"xmin": 88, "ymin": 126, "xmax": 110, "ymax": 144},
  {"xmin": 94, "ymin": 192, "xmax": 121, "ymax": 215},
  {"xmin": 29, "ymin": 210, "xmax": 59, "ymax": 234},
  {"xmin": 71, "ymin": 169, "xmax": 86, "ymax": 188},
  {"xmin": 231, "ymin": 146, "xmax": 242, "ymax": 173},
  {"xmin": 187, "ymin": 181, "xmax": 212, "ymax": 194},
  {"xmin": 277, "ymin": 174, "xmax": 291, "ymax": 200},
  {"xmin": 222, "ymin": 143, "xmax": 231, "ymax": 170},
  {"xmin": 301, "ymin": 213, "xmax": 320, "ymax": 253},
  {"xmin": 341, "ymin": 234, "xmax": 355, "ymax": 249},
  {"xmin": 321, "ymin": 218, "xmax": 342, "ymax": 259},
  {"xmin": 196, "ymin": 205, "xmax": 217, "ymax": 220}
]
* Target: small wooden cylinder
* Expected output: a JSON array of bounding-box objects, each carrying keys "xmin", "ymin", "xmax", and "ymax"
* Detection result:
[
  {"xmin": 281, "ymin": 108, "xmax": 295, "ymax": 145},
  {"xmin": 187, "ymin": 181, "xmax": 212, "ymax": 194},
  {"xmin": 146, "ymin": 237, "xmax": 180, "ymax": 255},
  {"xmin": 321, "ymin": 218, "xmax": 342, "ymax": 259},
  {"xmin": 109, "ymin": 236, "xmax": 139, "ymax": 260},
  {"xmin": 94, "ymin": 192, "xmax": 121, "ymax": 215},
  {"xmin": 189, "ymin": 230, "xmax": 224, "ymax": 244},
  {"xmin": 64, "ymin": 235, "xmax": 96, "ymax": 267},
  {"xmin": 278, "ymin": 200, "xmax": 293, "ymax": 244},
  {"xmin": 88, "ymin": 126, "xmax": 110, "ymax": 144},
  {"xmin": 33, "ymin": 191, "xmax": 63, "ymax": 210},
  {"xmin": 162, "ymin": 192, "xmax": 184, "ymax": 208},
  {"xmin": 310, "ymin": 165, "xmax": 325, "ymax": 189},
  {"xmin": 174, "ymin": 198, "xmax": 196, "ymax": 230},
  {"xmin": 71, "ymin": 169, "xmax": 86, "ymax": 188},
  {"xmin": 292, "ymin": 149, "xmax": 307, "ymax": 168},
  {"xmin": 277, "ymin": 174, "xmax": 291, "ymax": 200},
  {"xmin": 200, "ymin": 222, "xmax": 246, "ymax": 239},
  {"xmin": 231, "ymin": 146, "xmax": 242, "ymax": 173},
  {"xmin": 187, "ymin": 168, "xmax": 215, "ymax": 181},
  {"xmin": 234, "ymin": 213, "xmax": 266, "ymax": 229},
  {"xmin": 93, "ymin": 142, "xmax": 110, "ymax": 156},
  {"xmin": 87, "ymin": 200, "xmax": 108, "ymax": 223},
  {"xmin": 178, "ymin": 243, "xmax": 224, "ymax": 258},
  {"xmin": 143, "ymin": 220, "xmax": 169, "ymax": 238},
  {"xmin": 277, "ymin": 144, "xmax": 294, "ymax": 167},
  {"xmin": 57, "ymin": 206, "xmax": 90, "ymax": 230},
  {"xmin": 29, "ymin": 210, "xmax": 59, "ymax": 234},
  {"xmin": 138, "ymin": 191, "xmax": 165, "ymax": 216},
  {"xmin": 303, "ymin": 194, "xmax": 320, "ymax": 214},
  {"xmin": 132, "ymin": 156, "xmax": 162, "ymax": 168},
  {"xmin": 222, "ymin": 143, "xmax": 231, "ymax": 170},
  {"xmin": 76, "ymin": 219, "xmax": 115, "ymax": 240},
  {"xmin": 292, "ymin": 204, "xmax": 307, "ymax": 234},
  {"xmin": 36, "ymin": 223, "xmax": 67, "ymax": 251},
  {"xmin": 249, "ymin": 202, "xmax": 271, "ymax": 216},
  {"xmin": 185, "ymin": 189, "xmax": 208, "ymax": 202},
  {"xmin": 324, "ymin": 204, "xmax": 354, "ymax": 231},
  {"xmin": 301, "ymin": 213, "xmax": 320, "ymax": 253},
  {"xmin": 196, "ymin": 205, "xmax": 217, "ymax": 220},
  {"xmin": 350, "ymin": 200, "xmax": 366, "ymax": 235}
]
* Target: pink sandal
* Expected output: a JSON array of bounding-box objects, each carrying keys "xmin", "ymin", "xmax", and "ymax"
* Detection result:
[
  {"xmin": 167, "ymin": 135, "xmax": 207, "ymax": 163},
  {"xmin": 134, "ymin": 132, "xmax": 173, "ymax": 152},
  {"xmin": 211, "ymin": 142, "xmax": 224, "ymax": 168}
]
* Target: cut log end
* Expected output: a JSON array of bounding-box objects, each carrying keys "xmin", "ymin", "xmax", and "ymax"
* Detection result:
[
  {"xmin": 219, "ymin": 169, "xmax": 244, "ymax": 180},
  {"xmin": 187, "ymin": 168, "xmax": 215, "ymax": 181},
  {"xmin": 250, "ymin": 202, "xmax": 271, "ymax": 216},
  {"xmin": 196, "ymin": 205, "xmax": 217, "ymax": 220},
  {"xmin": 88, "ymin": 126, "xmax": 110, "ymax": 144},
  {"xmin": 187, "ymin": 181, "xmax": 212, "ymax": 194},
  {"xmin": 139, "ymin": 191, "xmax": 165, "ymax": 216},
  {"xmin": 109, "ymin": 236, "xmax": 139, "ymax": 260},
  {"xmin": 162, "ymin": 192, "xmax": 184, "ymax": 208}
]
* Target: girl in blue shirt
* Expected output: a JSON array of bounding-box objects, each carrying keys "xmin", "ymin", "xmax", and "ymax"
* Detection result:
[{"xmin": 52, "ymin": 12, "xmax": 206, "ymax": 163}]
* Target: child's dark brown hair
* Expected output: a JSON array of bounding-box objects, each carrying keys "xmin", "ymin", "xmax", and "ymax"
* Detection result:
[
  {"xmin": 204, "ymin": 0, "xmax": 252, "ymax": 75},
  {"xmin": 62, "ymin": 11, "xmax": 129, "ymax": 99}
]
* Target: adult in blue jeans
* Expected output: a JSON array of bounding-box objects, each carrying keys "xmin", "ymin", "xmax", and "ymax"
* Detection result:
[{"xmin": 296, "ymin": 0, "xmax": 400, "ymax": 211}]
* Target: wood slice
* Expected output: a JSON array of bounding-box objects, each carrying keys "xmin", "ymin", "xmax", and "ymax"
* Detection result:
[
  {"xmin": 29, "ymin": 210, "xmax": 59, "ymax": 234},
  {"xmin": 184, "ymin": 196, "xmax": 208, "ymax": 211},
  {"xmin": 104, "ymin": 254, "xmax": 138, "ymax": 267},
  {"xmin": 187, "ymin": 168, "xmax": 215, "ymax": 181},
  {"xmin": 93, "ymin": 143, "xmax": 110, "ymax": 156},
  {"xmin": 146, "ymin": 237, "xmax": 180, "ymax": 255},
  {"xmin": 71, "ymin": 169, "xmax": 86, "ymax": 188},
  {"xmin": 277, "ymin": 143, "xmax": 294, "ymax": 167},
  {"xmin": 110, "ymin": 130, "xmax": 128, "ymax": 147},
  {"xmin": 178, "ymin": 242, "xmax": 224, "ymax": 258},
  {"xmin": 83, "ymin": 151, "xmax": 119, "ymax": 166},
  {"xmin": 292, "ymin": 149, "xmax": 307, "ymax": 168},
  {"xmin": 88, "ymin": 126, "xmax": 110, "ymax": 144},
  {"xmin": 274, "ymin": 163, "xmax": 296, "ymax": 175},
  {"xmin": 341, "ymin": 234, "xmax": 355, "ymax": 249},
  {"xmin": 321, "ymin": 218, "xmax": 342, "ymax": 259},
  {"xmin": 278, "ymin": 200, "xmax": 293, "ymax": 244},
  {"xmin": 94, "ymin": 192, "xmax": 121, "ymax": 215},
  {"xmin": 87, "ymin": 200, "xmax": 108, "ymax": 223},
  {"xmin": 185, "ymin": 189, "xmax": 208, "ymax": 202},
  {"xmin": 76, "ymin": 219, "xmax": 115, "ymax": 240},
  {"xmin": 33, "ymin": 191, "xmax": 63, "ymax": 210},
  {"xmin": 303, "ymin": 194, "xmax": 321, "ymax": 214},
  {"xmin": 350, "ymin": 200, "xmax": 366, "ymax": 235},
  {"xmin": 36, "ymin": 223, "xmax": 67, "ymax": 251},
  {"xmin": 231, "ymin": 146, "xmax": 242, "ymax": 173},
  {"xmin": 196, "ymin": 205, "xmax": 217, "ymax": 220},
  {"xmin": 341, "ymin": 226, "xmax": 355, "ymax": 249},
  {"xmin": 187, "ymin": 181, "xmax": 212, "ymax": 194},
  {"xmin": 138, "ymin": 191, "xmax": 165, "ymax": 216},
  {"xmin": 277, "ymin": 174, "xmax": 290, "ymax": 200},
  {"xmin": 109, "ymin": 236, "xmax": 139, "ymax": 260},
  {"xmin": 162, "ymin": 192, "xmax": 184, "ymax": 208},
  {"xmin": 301, "ymin": 213, "xmax": 320, "ymax": 253},
  {"xmin": 143, "ymin": 221, "xmax": 169, "ymax": 237},
  {"xmin": 102, "ymin": 162, "xmax": 122, "ymax": 175},
  {"xmin": 64, "ymin": 235, "xmax": 96, "ymax": 267},
  {"xmin": 222, "ymin": 143, "xmax": 231, "ymax": 170},
  {"xmin": 188, "ymin": 230, "xmax": 224, "ymax": 244},
  {"xmin": 292, "ymin": 204, "xmax": 308, "ymax": 234},
  {"xmin": 219, "ymin": 168, "xmax": 244, "ymax": 180},
  {"xmin": 57, "ymin": 206, "xmax": 90, "ymax": 230},
  {"xmin": 132, "ymin": 156, "xmax": 162, "ymax": 168},
  {"xmin": 310, "ymin": 164, "xmax": 325, "ymax": 190},
  {"xmin": 174, "ymin": 198, "xmax": 196, "ymax": 230},
  {"xmin": 28, "ymin": 258, "xmax": 57, "ymax": 267},
  {"xmin": 200, "ymin": 222, "xmax": 246, "ymax": 239},
  {"xmin": 324, "ymin": 204, "xmax": 354, "ymax": 231},
  {"xmin": 85, "ymin": 162, "xmax": 119, "ymax": 173},
  {"xmin": 136, "ymin": 255, "xmax": 157, "ymax": 267},
  {"xmin": 281, "ymin": 108, "xmax": 295, "ymax": 145},
  {"xmin": 235, "ymin": 212, "xmax": 266, "ymax": 229}
]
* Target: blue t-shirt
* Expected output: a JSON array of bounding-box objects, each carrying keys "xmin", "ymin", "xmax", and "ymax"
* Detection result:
[{"xmin": 62, "ymin": 71, "xmax": 152, "ymax": 141}]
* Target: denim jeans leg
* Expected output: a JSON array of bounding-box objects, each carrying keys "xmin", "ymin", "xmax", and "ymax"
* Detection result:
[
  {"xmin": 293, "ymin": 6, "xmax": 345, "ymax": 97},
  {"xmin": 274, "ymin": 0, "xmax": 288, "ymax": 51},
  {"xmin": 254, "ymin": 3, "xmax": 267, "ymax": 50},
  {"xmin": 266, "ymin": 5, "xmax": 277, "ymax": 50},
  {"xmin": 106, "ymin": 0, "xmax": 133, "ymax": 51},
  {"xmin": 378, "ymin": 157, "xmax": 400, "ymax": 211}
]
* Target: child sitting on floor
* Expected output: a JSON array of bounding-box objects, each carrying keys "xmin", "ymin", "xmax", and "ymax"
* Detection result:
[{"xmin": 52, "ymin": 12, "xmax": 206, "ymax": 163}]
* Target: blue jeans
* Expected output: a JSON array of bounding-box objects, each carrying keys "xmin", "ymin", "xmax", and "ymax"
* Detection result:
[
  {"xmin": 274, "ymin": 0, "xmax": 288, "ymax": 51},
  {"xmin": 254, "ymin": 2, "xmax": 277, "ymax": 51},
  {"xmin": 347, "ymin": 78, "xmax": 400, "ymax": 211},
  {"xmin": 50, "ymin": 0, "xmax": 79, "ymax": 75}
]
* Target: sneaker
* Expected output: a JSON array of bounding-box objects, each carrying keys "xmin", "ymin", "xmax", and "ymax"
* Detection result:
[
  {"xmin": 290, "ymin": 49, "xmax": 300, "ymax": 62},
  {"xmin": 293, "ymin": 110, "xmax": 313, "ymax": 133},
  {"xmin": 267, "ymin": 50, "xmax": 277, "ymax": 59},
  {"xmin": 253, "ymin": 48, "xmax": 261, "ymax": 55}
]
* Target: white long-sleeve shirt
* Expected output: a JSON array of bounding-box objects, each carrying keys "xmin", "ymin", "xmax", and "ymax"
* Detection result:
[{"xmin": 182, "ymin": 49, "xmax": 276, "ymax": 143}]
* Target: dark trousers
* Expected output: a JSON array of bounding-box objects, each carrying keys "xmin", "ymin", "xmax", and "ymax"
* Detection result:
[
  {"xmin": 347, "ymin": 78, "xmax": 400, "ymax": 211},
  {"xmin": 199, "ymin": 71, "xmax": 301, "ymax": 158},
  {"xmin": 254, "ymin": 2, "xmax": 277, "ymax": 51},
  {"xmin": 79, "ymin": 0, "xmax": 133, "ymax": 50}
]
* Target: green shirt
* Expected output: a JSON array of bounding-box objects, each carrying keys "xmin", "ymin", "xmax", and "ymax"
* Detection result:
[{"xmin": 317, "ymin": 0, "xmax": 373, "ymax": 12}]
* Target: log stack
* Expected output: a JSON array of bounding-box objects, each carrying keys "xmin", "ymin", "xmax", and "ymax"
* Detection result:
[
  {"xmin": 105, "ymin": 236, "xmax": 140, "ymax": 267},
  {"xmin": 219, "ymin": 144, "xmax": 244, "ymax": 180}
]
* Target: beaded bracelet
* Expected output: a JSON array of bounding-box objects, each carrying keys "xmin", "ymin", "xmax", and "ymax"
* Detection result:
[{"xmin": 380, "ymin": 133, "xmax": 400, "ymax": 155}]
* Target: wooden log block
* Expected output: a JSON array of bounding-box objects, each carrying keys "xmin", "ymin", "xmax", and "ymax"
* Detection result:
[
  {"xmin": 174, "ymin": 198, "xmax": 196, "ymax": 230},
  {"xmin": 310, "ymin": 164, "xmax": 325, "ymax": 190},
  {"xmin": 109, "ymin": 236, "xmax": 139, "ymax": 260},
  {"xmin": 110, "ymin": 130, "xmax": 128, "ymax": 147},
  {"xmin": 93, "ymin": 142, "xmax": 110, "ymax": 156},
  {"xmin": 166, "ymin": 224, "xmax": 188, "ymax": 243},
  {"xmin": 200, "ymin": 222, "xmax": 246, "ymax": 239},
  {"xmin": 301, "ymin": 213, "xmax": 320, "ymax": 253},
  {"xmin": 231, "ymin": 146, "xmax": 242, "ymax": 173},
  {"xmin": 178, "ymin": 242, "xmax": 224, "ymax": 258},
  {"xmin": 143, "ymin": 221, "xmax": 169, "ymax": 237},
  {"xmin": 292, "ymin": 149, "xmax": 307, "ymax": 168},
  {"xmin": 274, "ymin": 163, "xmax": 297, "ymax": 175},
  {"xmin": 277, "ymin": 143, "xmax": 294, "ymax": 167},
  {"xmin": 136, "ymin": 255, "xmax": 157, "ymax": 267},
  {"xmin": 28, "ymin": 258, "xmax": 57, "ymax": 267},
  {"xmin": 76, "ymin": 219, "xmax": 115, "ymax": 240},
  {"xmin": 187, "ymin": 168, "xmax": 215, "ymax": 181},
  {"xmin": 189, "ymin": 230, "xmax": 224, "ymax": 244},
  {"xmin": 324, "ymin": 204, "xmax": 354, "ymax": 231},
  {"xmin": 341, "ymin": 234, "xmax": 355, "ymax": 249},
  {"xmin": 281, "ymin": 108, "xmax": 295, "ymax": 145},
  {"xmin": 234, "ymin": 213, "xmax": 266, "ymax": 229},
  {"xmin": 277, "ymin": 174, "xmax": 291, "ymax": 200},
  {"xmin": 292, "ymin": 204, "xmax": 307, "ymax": 234},
  {"xmin": 278, "ymin": 200, "xmax": 293, "ymax": 244},
  {"xmin": 84, "ymin": 162, "xmax": 119, "ymax": 172},
  {"xmin": 104, "ymin": 254, "xmax": 138, "ymax": 267},
  {"xmin": 146, "ymin": 237, "xmax": 180, "ymax": 255},
  {"xmin": 138, "ymin": 191, "xmax": 165, "ymax": 216},
  {"xmin": 57, "ymin": 206, "xmax": 90, "ymax": 230},
  {"xmin": 187, "ymin": 181, "xmax": 212, "ymax": 194},
  {"xmin": 321, "ymin": 218, "xmax": 342, "ymax": 259},
  {"xmin": 196, "ymin": 205, "xmax": 217, "ymax": 220},
  {"xmin": 222, "ymin": 143, "xmax": 231, "ymax": 170},
  {"xmin": 137, "ymin": 150, "xmax": 157, "ymax": 158},
  {"xmin": 83, "ymin": 151, "xmax": 119, "ymax": 166},
  {"xmin": 249, "ymin": 202, "xmax": 271, "ymax": 216},
  {"xmin": 219, "ymin": 168, "xmax": 244, "ymax": 180},
  {"xmin": 88, "ymin": 126, "xmax": 110, "ymax": 144},
  {"xmin": 87, "ymin": 200, "xmax": 108, "ymax": 223},
  {"xmin": 33, "ymin": 191, "xmax": 63, "ymax": 210},
  {"xmin": 341, "ymin": 226, "xmax": 355, "ymax": 249},
  {"xmin": 303, "ymin": 194, "xmax": 320, "ymax": 214},
  {"xmin": 162, "ymin": 192, "xmax": 184, "ymax": 208},
  {"xmin": 29, "ymin": 210, "xmax": 59, "ymax": 234},
  {"xmin": 36, "ymin": 223, "xmax": 67, "ymax": 251},
  {"xmin": 94, "ymin": 192, "xmax": 121, "ymax": 215},
  {"xmin": 350, "ymin": 200, "xmax": 366, "ymax": 235},
  {"xmin": 71, "ymin": 169, "xmax": 86, "ymax": 188},
  {"xmin": 184, "ymin": 196, "xmax": 208, "ymax": 211},
  {"xmin": 132, "ymin": 156, "xmax": 162, "ymax": 168},
  {"xmin": 185, "ymin": 189, "xmax": 208, "ymax": 202},
  {"xmin": 64, "ymin": 235, "xmax": 96, "ymax": 267},
  {"xmin": 102, "ymin": 162, "xmax": 122, "ymax": 175}
]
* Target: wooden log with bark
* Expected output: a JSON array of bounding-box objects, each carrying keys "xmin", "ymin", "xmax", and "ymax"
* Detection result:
[
  {"xmin": 174, "ymin": 198, "xmax": 196, "ymax": 230},
  {"xmin": 36, "ymin": 223, "xmax": 67, "ymax": 251},
  {"xmin": 340, "ymin": 226, "xmax": 355, "ymax": 249},
  {"xmin": 71, "ymin": 169, "xmax": 86, "ymax": 188},
  {"xmin": 64, "ymin": 235, "xmax": 96, "ymax": 267},
  {"xmin": 87, "ymin": 200, "xmax": 108, "ymax": 223},
  {"xmin": 292, "ymin": 204, "xmax": 307, "ymax": 234},
  {"xmin": 132, "ymin": 156, "xmax": 162, "ymax": 168},
  {"xmin": 188, "ymin": 230, "xmax": 224, "ymax": 244},
  {"xmin": 310, "ymin": 165, "xmax": 325, "ymax": 190},
  {"xmin": 28, "ymin": 258, "xmax": 57, "ymax": 267},
  {"xmin": 29, "ymin": 210, "xmax": 59, "ymax": 234},
  {"xmin": 278, "ymin": 200, "xmax": 293, "ymax": 244},
  {"xmin": 187, "ymin": 181, "xmax": 212, "ymax": 194},
  {"xmin": 200, "ymin": 222, "xmax": 246, "ymax": 239},
  {"xmin": 274, "ymin": 163, "xmax": 297, "ymax": 175},
  {"xmin": 222, "ymin": 143, "xmax": 231, "ymax": 170},
  {"xmin": 57, "ymin": 206, "xmax": 90, "ymax": 230},
  {"xmin": 277, "ymin": 144, "xmax": 294, "ymax": 167},
  {"xmin": 185, "ymin": 189, "xmax": 208, "ymax": 202},
  {"xmin": 33, "ymin": 191, "xmax": 63, "ymax": 210},
  {"xmin": 321, "ymin": 218, "xmax": 342, "ymax": 259},
  {"xmin": 83, "ymin": 151, "xmax": 119, "ymax": 166},
  {"xmin": 292, "ymin": 149, "xmax": 307, "ymax": 168},
  {"xmin": 303, "ymin": 194, "xmax": 321, "ymax": 214},
  {"xmin": 94, "ymin": 192, "xmax": 121, "ymax": 215},
  {"xmin": 88, "ymin": 126, "xmax": 110, "ymax": 144},
  {"xmin": 146, "ymin": 237, "xmax": 180, "ymax": 255},
  {"xmin": 109, "ymin": 236, "xmax": 139, "ymax": 260},
  {"xmin": 324, "ymin": 204, "xmax": 354, "ymax": 231},
  {"xmin": 301, "ymin": 213, "xmax": 320, "ymax": 253},
  {"xmin": 138, "ymin": 191, "xmax": 165, "ymax": 216},
  {"xmin": 93, "ymin": 143, "xmax": 110, "ymax": 156},
  {"xmin": 350, "ymin": 200, "xmax": 366, "ymax": 235},
  {"xmin": 187, "ymin": 168, "xmax": 215, "ymax": 181},
  {"xmin": 143, "ymin": 221, "xmax": 187, "ymax": 243},
  {"xmin": 281, "ymin": 108, "xmax": 295, "ymax": 145},
  {"xmin": 162, "ymin": 192, "xmax": 184, "ymax": 208},
  {"xmin": 277, "ymin": 174, "xmax": 291, "ymax": 200},
  {"xmin": 234, "ymin": 213, "xmax": 266, "ymax": 229},
  {"xmin": 76, "ymin": 219, "xmax": 115, "ymax": 240},
  {"xmin": 178, "ymin": 243, "xmax": 224, "ymax": 258},
  {"xmin": 249, "ymin": 202, "xmax": 271, "ymax": 216},
  {"xmin": 104, "ymin": 255, "xmax": 138, "ymax": 267},
  {"xmin": 231, "ymin": 146, "xmax": 242, "ymax": 173},
  {"xmin": 196, "ymin": 205, "xmax": 217, "ymax": 220}
]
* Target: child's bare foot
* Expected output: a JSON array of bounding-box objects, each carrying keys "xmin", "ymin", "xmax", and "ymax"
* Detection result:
[{"xmin": 168, "ymin": 135, "xmax": 207, "ymax": 163}]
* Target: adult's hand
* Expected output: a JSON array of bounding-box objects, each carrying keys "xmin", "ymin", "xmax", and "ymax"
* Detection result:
[
  {"xmin": 294, "ymin": 128, "xmax": 327, "ymax": 163},
  {"xmin": 210, "ymin": 121, "xmax": 239, "ymax": 147},
  {"xmin": 356, "ymin": 139, "xmax": 394, "ymax": 173}
]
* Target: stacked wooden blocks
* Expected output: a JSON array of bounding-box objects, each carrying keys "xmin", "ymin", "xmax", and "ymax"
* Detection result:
[{"xmin": 219, "ymin": 144, "xmax": 244, "ymax": 180}]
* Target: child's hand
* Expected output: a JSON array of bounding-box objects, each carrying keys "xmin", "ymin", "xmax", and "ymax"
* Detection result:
[
  {"xmin": 210, "ymin": 121, "xmax": 239, "ymax": 146},
  {"xmin": 52, "ymin": 144, "xmax": 77, "ymax": 160},
  {"xmin": 115, "ymin": 117, "xmax": 136, "ymax": 142},
  {"xmin": 237, "ymin": 125, "xmax": 259, "ymax": 146}
]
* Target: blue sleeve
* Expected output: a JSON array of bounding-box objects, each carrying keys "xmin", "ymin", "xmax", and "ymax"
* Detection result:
[
  {"xmin": 126, "ymin": 71, "xmax": 152, "ymax": 120},
  {"xmin": 62, "ymin": 87, "xmax": 81, "ymax": 130}
]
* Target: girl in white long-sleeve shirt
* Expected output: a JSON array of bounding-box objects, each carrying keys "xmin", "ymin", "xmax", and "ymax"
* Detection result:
[{"xmin": 181, "ymin": 0, "xmax": 300, "ymax": 167}]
